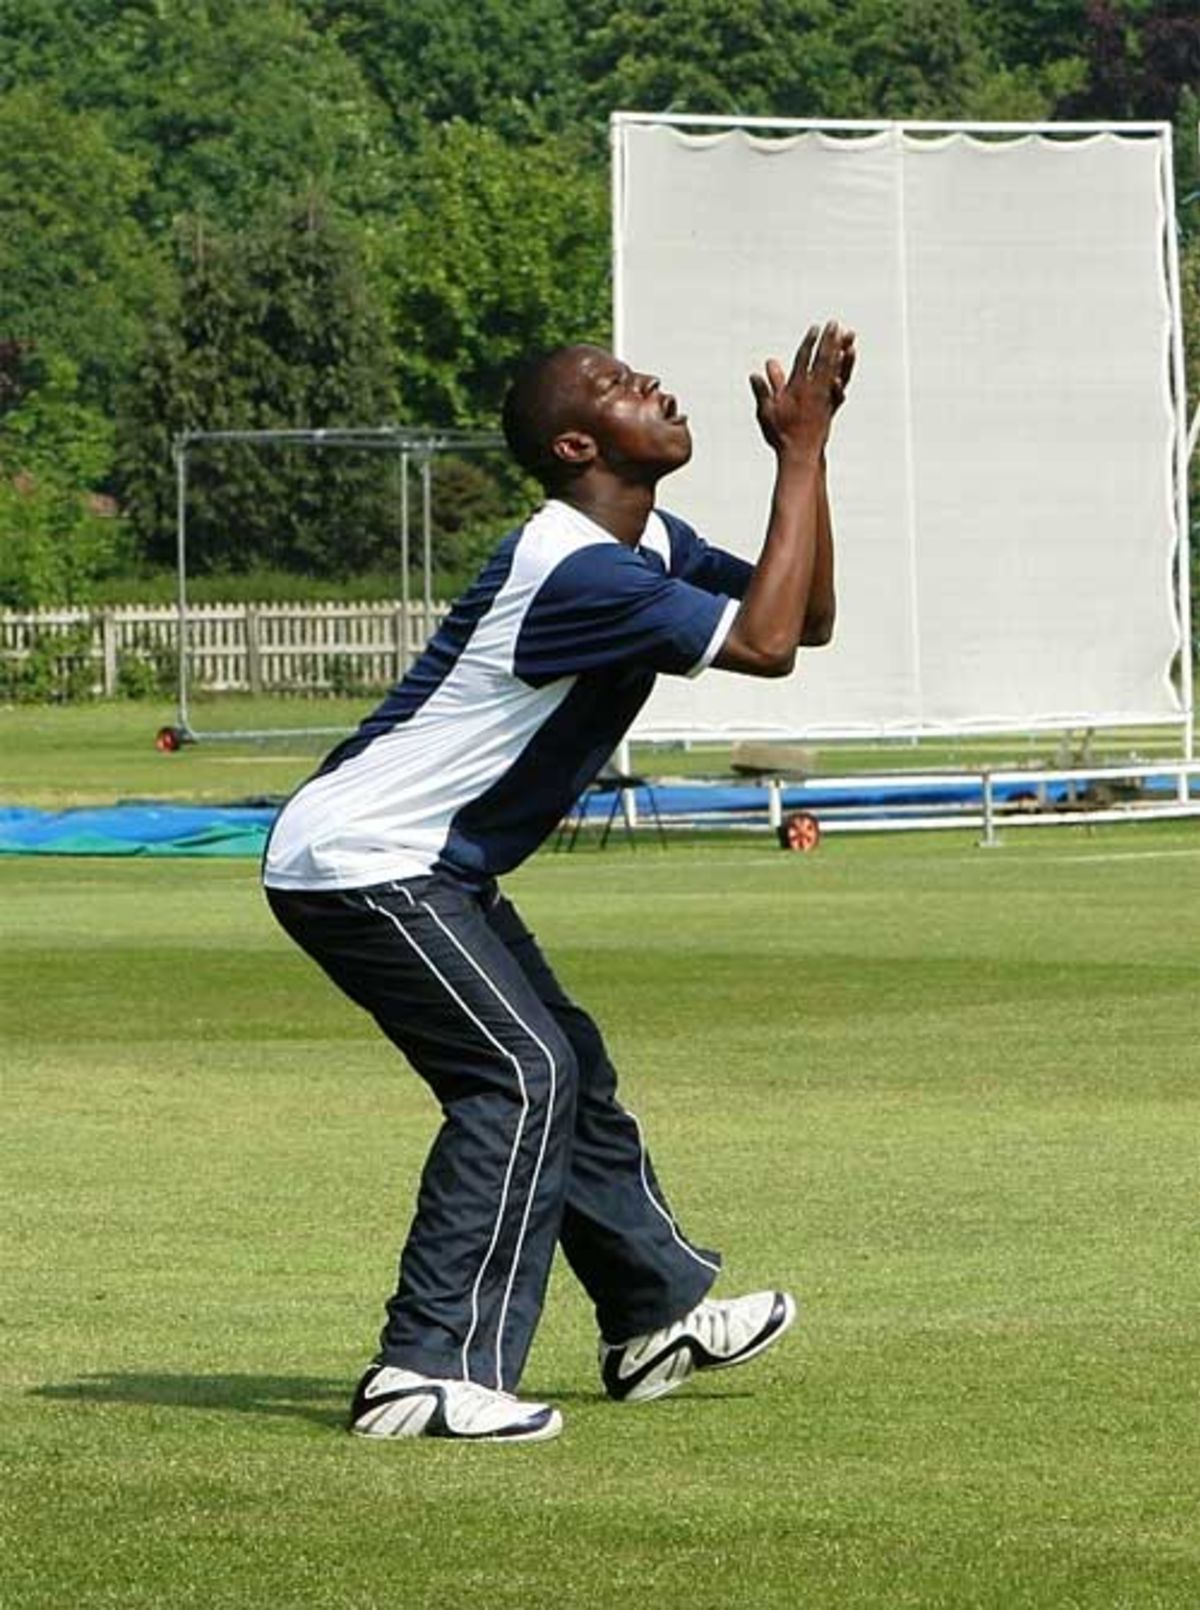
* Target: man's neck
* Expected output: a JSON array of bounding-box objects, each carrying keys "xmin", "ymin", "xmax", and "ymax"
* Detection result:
[{"xmin": 557, "ymin": 479, "xmax": 657, "ymax": 548}]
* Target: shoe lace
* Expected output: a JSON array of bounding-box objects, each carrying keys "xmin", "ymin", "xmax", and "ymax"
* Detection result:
[{"xmin": 690, "ymin": 1299, "xmax": 732, "ymax": 1353}]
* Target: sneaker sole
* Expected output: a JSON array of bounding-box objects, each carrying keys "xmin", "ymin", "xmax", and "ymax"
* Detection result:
[{"xmin": 350, "ymin": 1406, "xmax": 563, "ymax": 1443}]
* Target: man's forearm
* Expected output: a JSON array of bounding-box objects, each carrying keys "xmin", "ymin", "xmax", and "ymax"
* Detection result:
[
  {"xmin": 799, "ymin": 456, "xmax": 836, "ymax": 646},
  {"xmin": 716, "ymin": 448, "xmax": 823, "ymax": 677},
  {"xmin": 714, "ymin": 322, "xmax": 845, "ymax": 677}
]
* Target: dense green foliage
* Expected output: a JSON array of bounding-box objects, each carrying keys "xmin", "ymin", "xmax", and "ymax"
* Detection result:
[
  {"xmin": 0, "ymin": 0, "xmax": 1198, "ymax": 607},
  {"xmin": 0, "ymin": 349, "xmax": 133, "ymax": 606}
]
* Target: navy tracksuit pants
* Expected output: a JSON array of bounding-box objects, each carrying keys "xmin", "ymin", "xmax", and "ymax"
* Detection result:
[{"xmin": 266, "ymin": 874, "xmax": 720, "ymax": 1392}]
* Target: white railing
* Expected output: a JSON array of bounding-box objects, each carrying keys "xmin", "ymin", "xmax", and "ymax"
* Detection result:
[{"xmin": 0, "ymin": 600, "xmax": 449, "ymax": 695}]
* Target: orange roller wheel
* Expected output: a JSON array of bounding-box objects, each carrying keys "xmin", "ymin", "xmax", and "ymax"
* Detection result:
[{"xmin": 779, "ymin": 811, "xmax": 821, "ymax": 852}]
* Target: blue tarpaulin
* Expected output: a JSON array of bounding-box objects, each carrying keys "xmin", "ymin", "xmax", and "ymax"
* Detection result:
[
  {"xmin": 0, "ymin": 776, "xmax": 1095, "ymax": 857},
  {"xmin": 0, "ymin": 803, "xmax": 277, "ymax": 858}
]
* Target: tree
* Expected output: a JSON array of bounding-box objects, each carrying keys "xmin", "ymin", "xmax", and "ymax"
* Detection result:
[
  {"xmin": 379, "ymin": 121, "xmax": 609, "ymax": 428},
  {"xmin": 970, "ymin": 0, "xmax": 1092, "ymax": 74},
  {"xmin": 119, "ymin": 195, "xmax": 399, "ymax": 577},
  {"xmin": 0, "ymin": 86, "xmax": 167, "ymax": 412},
  {"xmin": 580, "ymin": 0, "xmax": 851, "ymax": 124},
  {"xmin": 2, "ymin": 0, "xmax": 399, "ymax": 235},
  {"xmin": 1060, "ymin": 0, "xmax": 1200, "ymax": 121},
  {"xmin": 1140, "ymin": 2, "xmax": 1200, "ymax": 122},
  {"xmin": 0, "ymin": 351, "xmax": 129, "ymax": 607},
  {"xmin": 0, "ymin": 87, "xmax": 152, "ymax": 604},
  {"xmin": 0, "ymin": 0, "xmax": 115, "ymax": 94},
  {"xmin": 0, "ymin": 340, "xmax": 36, "ymax": 418},
  {"xmin": 302, "ymin": 0, "xmax": 583, "ymax": 146},
  {"xmin": 820, "ymin": 0, "xmax": 1079, "ymax": 120}
]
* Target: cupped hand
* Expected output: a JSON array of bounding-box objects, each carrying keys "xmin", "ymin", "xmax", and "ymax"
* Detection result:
[{"xmin": 749, "ymin": 320, "xmax": 851, "ymax": 457}]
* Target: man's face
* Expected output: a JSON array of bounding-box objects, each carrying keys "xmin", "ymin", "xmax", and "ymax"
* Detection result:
[{"xmin": 551, "ymin": 346, "xmax": 693, "ymax": 481}]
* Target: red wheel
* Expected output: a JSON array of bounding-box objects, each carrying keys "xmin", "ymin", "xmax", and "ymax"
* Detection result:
[
  {"xmin": 779, "ymin": 811, "xmax": 821, "ymax": 852},
  {"xmin": 155, "ymin": 725, "xmax": 183, "ymax": 752}
]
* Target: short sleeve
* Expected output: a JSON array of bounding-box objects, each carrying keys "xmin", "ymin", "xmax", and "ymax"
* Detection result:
[
  {"xmin": 659, "ymin": 510, "xmax": 754, "ymax": 599},
  {"xmin": 513, "ymin": 542, "xmax": 737, "ymax": 685}
]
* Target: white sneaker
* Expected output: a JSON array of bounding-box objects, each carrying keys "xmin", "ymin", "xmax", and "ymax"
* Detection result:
[
  {"xmin": 349, "ymin": 1364, "xmax": 562, "ymax": 1442},
  {"xmin": 600, "ymin": 1290, "xmax": 797, "ymax": 1404}
]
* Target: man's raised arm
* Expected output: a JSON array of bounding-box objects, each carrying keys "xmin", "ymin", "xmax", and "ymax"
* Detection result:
[{"xmin": 715, "ymin": 321, "xmax": 854, "ymax": 677}]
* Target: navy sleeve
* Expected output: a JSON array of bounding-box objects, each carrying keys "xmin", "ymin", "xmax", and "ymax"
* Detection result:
[
  {"xmin": 659, "ymin": 509, "xmax": 754, "ymax": 600},
  {"xmin": 513, "ymin": 542, "xmax": 736, "ymax": 686}
]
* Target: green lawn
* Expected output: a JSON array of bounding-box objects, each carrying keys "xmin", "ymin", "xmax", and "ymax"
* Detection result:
[{"xmin": 4, "ymin": 827, "xmax": 1200, "ymax": 1607}]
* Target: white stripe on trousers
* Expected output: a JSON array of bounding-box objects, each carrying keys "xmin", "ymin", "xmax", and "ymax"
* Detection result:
[
  {"xmin": 629, "ymin": 1110, "xmax": 721, "ymax": 1275},
  {"xmin": 419, "ymin": 901, "xmax": 560, "ymax": 1394},
  {"xmin": 362, "ymin": 891, "xmax": 557, "ymax": 1390}
]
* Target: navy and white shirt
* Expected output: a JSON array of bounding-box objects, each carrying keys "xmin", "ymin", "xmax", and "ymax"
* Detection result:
[{"xmin": 263, "ymin": 500, "xmax": 751, "ymax": 891}]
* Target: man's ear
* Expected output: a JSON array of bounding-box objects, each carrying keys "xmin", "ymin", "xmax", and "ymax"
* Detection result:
[{"xmin": 551, "ymin": 430, "xmax": 597, "ymax": 469}]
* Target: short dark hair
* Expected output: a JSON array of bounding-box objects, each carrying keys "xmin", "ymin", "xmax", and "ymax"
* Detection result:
[{"xmin": 501, "ymin": 346, "xmax": 582, "ymax": 491}]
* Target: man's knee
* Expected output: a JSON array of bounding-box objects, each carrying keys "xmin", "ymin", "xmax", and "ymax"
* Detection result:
[
  {"xmin": 537, "ymin": 1022, "xmax": 579, "ymax": 1128},
  {"xmin": 553, "ymin": 1003, "xmax": 609, "ymax": 1080},
  {"xmin": 481, "ymin": 1017, "xmax": 579, "ymax": 1129}
]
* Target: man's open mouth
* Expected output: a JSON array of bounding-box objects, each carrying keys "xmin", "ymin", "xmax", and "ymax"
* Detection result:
[{"xmin": 661, "ymin": 394, "xmax": 688, "ymax": 425}]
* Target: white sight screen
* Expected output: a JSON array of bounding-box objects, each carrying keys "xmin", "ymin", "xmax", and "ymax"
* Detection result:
[{"xmin": 614, "ymin": 122, "xmax": 1186, "ymax": 736}]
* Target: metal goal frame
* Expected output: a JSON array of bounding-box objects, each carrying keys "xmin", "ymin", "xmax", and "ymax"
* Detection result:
[{"xmin": 166, "ymin": 426, "xmax": 503, "ymax": 746}]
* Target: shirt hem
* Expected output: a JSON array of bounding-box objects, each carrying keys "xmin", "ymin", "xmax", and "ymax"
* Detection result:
[{"xmin": 262, "ymin": 855, "xmax": 436, "ymax": 892}]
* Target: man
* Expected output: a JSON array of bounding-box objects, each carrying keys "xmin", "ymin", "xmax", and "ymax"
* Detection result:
[{"xmin": 263, "ymin": 321, "xmax": 855, "ymax": 1443}]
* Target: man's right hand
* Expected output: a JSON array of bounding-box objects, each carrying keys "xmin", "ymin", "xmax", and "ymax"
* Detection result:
[{"xmin": 749, "ymin": 321, "xmax": 853, "ymax": 458}]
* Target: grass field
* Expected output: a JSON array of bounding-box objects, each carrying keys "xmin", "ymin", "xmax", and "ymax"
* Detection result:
[{"xmin": 4, "ymin": 810, "xmax": 1200, "ymax": 1607}]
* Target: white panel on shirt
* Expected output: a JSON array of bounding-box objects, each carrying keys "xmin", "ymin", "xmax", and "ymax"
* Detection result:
[{"xmin": 263, "ymin": 502, "xmax": 629, "ymax": 891}]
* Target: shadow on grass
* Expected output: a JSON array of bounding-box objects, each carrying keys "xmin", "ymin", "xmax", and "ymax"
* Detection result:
[
  {"xmin": 536, "ymin": 1385, "xmax": 752, "ymax": 1404},
  {"xmin": 32, "ymin": 1373, "xmax": 348, "ymax": 1430},
  {"xmin": 32, "ymin": 1374, "xmax": 748, "ymax": 1425}
]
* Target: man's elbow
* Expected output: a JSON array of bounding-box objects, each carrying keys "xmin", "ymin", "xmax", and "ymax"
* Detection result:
[
  {"xmin": 733, "ymin": 642, "xmax": 796, "ymax": 677},
  {"xmin": 799, "ymin": 608, "xmax": 836, "ymax": 648},
  {"xmin": 759, "ymin": 647, "xmax": 796, "ymax": 678}
]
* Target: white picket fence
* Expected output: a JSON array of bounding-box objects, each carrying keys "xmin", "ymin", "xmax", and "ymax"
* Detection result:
[{"xmin": 0, "ymin": 600, "xmax": 450, "ymax": 695}]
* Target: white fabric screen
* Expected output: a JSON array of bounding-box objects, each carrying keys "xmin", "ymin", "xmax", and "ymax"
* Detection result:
[{"xmin": 613, "ymin": 122, "xmax": 1186, "ymax": 736}]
